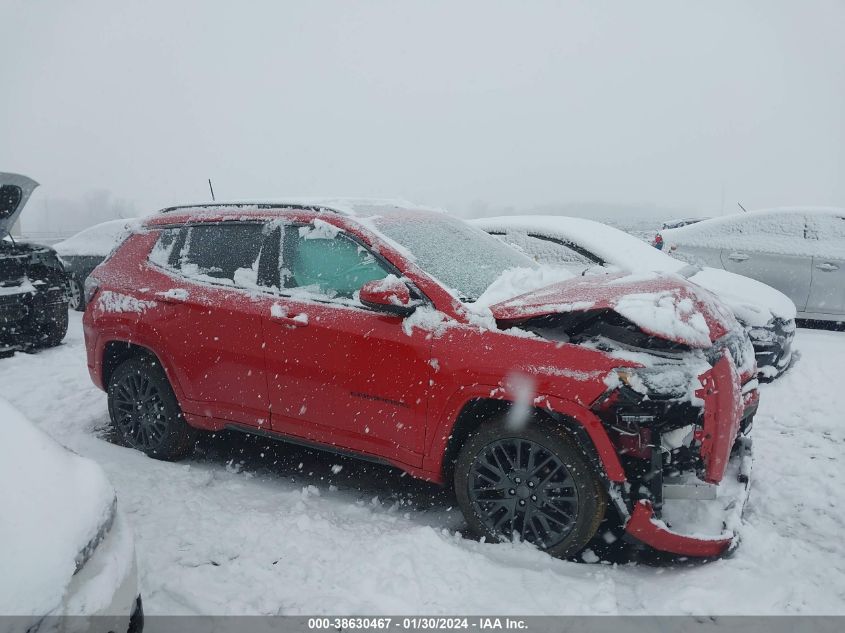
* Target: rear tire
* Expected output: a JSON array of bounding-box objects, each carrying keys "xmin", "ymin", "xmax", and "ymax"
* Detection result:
[
  {"xmin": 68, "ymin": 276, "xmax": 85, "ymax": 311},
  {"xmin": 107, "ymin": 355, "xmax": 197, "ymax": 460},
  {"xmin": 21, "ymin": 305, "xmax": 68, "ymax": 349},
  {"xmin": 454, "ymin": 415, "xmax": 607, "ymax": 559}
]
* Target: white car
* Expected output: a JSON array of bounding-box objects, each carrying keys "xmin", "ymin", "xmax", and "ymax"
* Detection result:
[
  {"xmin": 472, "ymin": 215, "xmax": 797, "ymax": 379},
  {"xmin": 0, "ymin": 397, "xmax": 142, "ymax": 631},
  {"xmin": 54, "ymin": 218, "xmax": 137, "ymax": 311},
  {"xmin": 656, "ymin": 207, "xmax": 845, "ymax": 323}
]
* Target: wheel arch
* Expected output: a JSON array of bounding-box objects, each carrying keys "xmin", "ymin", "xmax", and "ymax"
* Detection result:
[{"xmin": 434, "ymin": 394, "xmax": 626, "ymax": 488}]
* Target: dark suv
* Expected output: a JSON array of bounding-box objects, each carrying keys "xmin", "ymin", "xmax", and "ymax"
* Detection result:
[
  {"xmin": 84, "ymin": 200, "xmax": 759, "ymax": 559},
  {"xmin": 0, "ymin": 173, "xmax": 68, "ymax": 353}
]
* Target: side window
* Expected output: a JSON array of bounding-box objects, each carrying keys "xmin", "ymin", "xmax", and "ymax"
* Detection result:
[
  {"xmin": 281, "ymin": 222, "xmax": 390, "ymax": 301},
  {"xmin": 150, "ymin": 223, "xmax": 272, "ymax": 289},
  {"xmin": 492, "ymin": 231, "xmax": 598, "ymax": 268}
]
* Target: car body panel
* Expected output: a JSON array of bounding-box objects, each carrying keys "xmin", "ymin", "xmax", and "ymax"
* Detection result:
[{"xmin": 661, "ymin": 207, "xmax": 845, "ymax": 322}]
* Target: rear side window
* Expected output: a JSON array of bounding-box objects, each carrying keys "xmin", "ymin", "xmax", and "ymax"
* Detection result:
[
  {"xmin": 150, "ymin": 222, "xmax": 272, "ymax": 289},
  {"xmin": 281, "ymin": 223, "xmax": 390, "ymax": 300}
]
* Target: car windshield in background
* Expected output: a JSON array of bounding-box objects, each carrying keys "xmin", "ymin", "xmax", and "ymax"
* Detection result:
[{"xmin": 371, "ymin": 213, "xmax": 536, "ymax": 300}]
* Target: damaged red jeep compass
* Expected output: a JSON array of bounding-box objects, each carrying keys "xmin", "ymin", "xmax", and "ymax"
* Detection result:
[{"xmin": 83, "ymin": 200, "xmax": 758, "ymax": 559}]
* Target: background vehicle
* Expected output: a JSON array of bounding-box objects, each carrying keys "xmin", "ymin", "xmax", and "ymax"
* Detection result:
[
  {"xmin": 661, "ymin": 217, "xmax": 710, "ymax": 230},
  {"xmin": 55, "ymin": 218, "xmax": 136, "ymax": 310},
  {"xmin": 84, "ymin": 201, "xmax": 757, "ymax": 559},
  {"xmin": 474, "ymin": 215, "xmax": 797, "ymax": 379},
  {"xmin": 657, "ymin": 207, "xmax": 845, "ymax": 323},
  {"xmin": 0, "ymin": 397, "xmax": 142, "ymax": 630},
  {"xmin": 0, "ymin": 173, "xmax": 69, "ymax": 352}
]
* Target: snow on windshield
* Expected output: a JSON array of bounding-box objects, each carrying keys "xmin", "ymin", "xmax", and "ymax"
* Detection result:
[{"xmin": 371, "ymin": 213, "xmax": 537, "ymax": 300}]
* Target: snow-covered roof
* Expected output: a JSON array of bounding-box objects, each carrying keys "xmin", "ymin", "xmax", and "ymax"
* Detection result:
[
  {"xmin": 660, "ymin": 206, "xmax": 845, "ymax": 258},
  {"xmin": 53, "ymin": 218, "xmax": 139, "ymax": 257}
]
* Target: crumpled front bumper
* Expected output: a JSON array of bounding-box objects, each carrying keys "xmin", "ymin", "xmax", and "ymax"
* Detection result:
[
  {"xmin": 621, "ymin": 350, "xmax": 754, "ymax": 558},
  {"xmin": 625, "ymin": 434, "xmax": 753, "ymax": 558}
]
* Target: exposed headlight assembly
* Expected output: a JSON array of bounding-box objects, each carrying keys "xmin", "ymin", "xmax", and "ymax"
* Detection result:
[
  {"xmin": 74, "ymin": 497, "xmax": 117, "ymax": 574},
  {"xmin": 614, "ymin": 366, "xmax": 693, "ymax": 400}
]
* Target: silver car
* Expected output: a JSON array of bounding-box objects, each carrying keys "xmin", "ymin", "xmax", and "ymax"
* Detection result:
[{"xmin": 657, "ymin": 207, "xmax": 845, "ymax": 322}]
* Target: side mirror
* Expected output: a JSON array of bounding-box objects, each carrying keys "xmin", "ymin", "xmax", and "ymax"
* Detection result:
[{"xmin": 359, "ymin": 276, "xmax": 416, "ymax": 316}]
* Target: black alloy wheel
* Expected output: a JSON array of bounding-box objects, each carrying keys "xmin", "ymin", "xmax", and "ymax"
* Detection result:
[{"xmin": 454, "ymin": 416, "xmax": 607, "ymax": 558}]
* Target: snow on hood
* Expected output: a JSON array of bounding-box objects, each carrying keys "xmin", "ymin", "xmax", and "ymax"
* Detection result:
[
  {"xmin": 53, "ymin": 218, "xmax": 138, "ymax": 257},
  {"xmin": 688, "ymin": 267, "xmax": 797, "ymax": 325},
  {"xmin": 490, "ymin": 271, "xmax": 740, "ymax": 348},
  {"xmin": 0, "ymin": 398, "xmax": 115, "ymax": 615}
]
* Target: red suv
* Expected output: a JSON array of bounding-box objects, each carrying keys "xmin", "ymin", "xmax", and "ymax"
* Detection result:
[{"xmin": 84, "ymin": 201, "xmax": 759, "ymax": 559}]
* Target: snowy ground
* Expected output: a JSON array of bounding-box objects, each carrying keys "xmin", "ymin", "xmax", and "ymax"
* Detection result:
[{"xmin": 2, "ymin": 313, "xmax": 844, "ymax": 615}]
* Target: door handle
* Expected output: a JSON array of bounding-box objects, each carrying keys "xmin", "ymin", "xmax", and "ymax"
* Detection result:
[
  {"xmin": 727, "ymin": 252, "xmax": 750, "ymax": 262},
  {"xmin": 270, "ymin": 305, "xmax": 309, "ymax": 327},
  {"xmin": 816, "ymin": 262, "xmax": 840, "ymax": 272}
]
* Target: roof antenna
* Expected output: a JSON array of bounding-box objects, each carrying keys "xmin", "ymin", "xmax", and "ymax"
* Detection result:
[
  {"xmin": 208, "ymin": 178, "xmax": 216, "ymax": 201},
  {"xmin": 737, "ymin": 202, "xmax": 748, "ymax": 213}
]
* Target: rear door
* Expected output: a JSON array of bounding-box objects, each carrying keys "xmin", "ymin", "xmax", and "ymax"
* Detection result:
[
  {"xmin": 805, "ymin": 213, "xmax": 845, "ymax": 316},
  {"xmin": 717, "ymin": 212, "xmax": 813, "ymax": 311},
  {"xmin": 263, "ymin": 221, "xmax": 432, "ymax": 466},
  {"xmin": 140, "ymin": 221, "xmax": 276, "ymax": 428}
]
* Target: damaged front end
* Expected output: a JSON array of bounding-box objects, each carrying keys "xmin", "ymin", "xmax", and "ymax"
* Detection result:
[{"xmin": 492, "ymin": 274, "xmax": 759, "ymax": 558}]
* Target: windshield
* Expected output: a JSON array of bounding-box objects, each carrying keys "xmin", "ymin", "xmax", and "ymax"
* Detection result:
[{"xmin": 371, "ymin": 213, "xmax": 537, "ymax": 300}]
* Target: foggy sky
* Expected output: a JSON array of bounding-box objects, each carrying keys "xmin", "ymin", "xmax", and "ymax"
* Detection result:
[{"xmin": 2, "ymin": 0, "xmax": 844, "ymax": 231}]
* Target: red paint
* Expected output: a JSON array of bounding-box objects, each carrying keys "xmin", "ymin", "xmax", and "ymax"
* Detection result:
[
  {"xmin": 491, "ymin": 272, "xmax": 734, "ymax": 347},
  {"xmin": 84, "ymin": 205, "xmax": 754, "ymax": 556},
  {"xmin": 696, "ymin": 352, "xmax": 744, "ymax": 484},
  {"xmin": 626, "ymin": 500, "xmax": 734, "ymax": 557}
]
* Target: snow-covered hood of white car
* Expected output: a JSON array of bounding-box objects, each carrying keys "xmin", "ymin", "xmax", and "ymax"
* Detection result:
[
  {"xmin": 0, "ymin": 398, "xmax": 115, "ymax": 615},
  {"xmin": 688, "ymin": 267, "xmax": 797, "ymax": 326}
]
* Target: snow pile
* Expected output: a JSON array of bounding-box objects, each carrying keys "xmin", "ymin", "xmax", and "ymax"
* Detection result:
[
  {"xmin": 0, "ymin": 397, "xmax": 115, "ymax": 615},
  {"xmin": 689, "ymin": 267, "xmax": 796, "ymax": 324},
  {"xmin": 54, "ymin": 219, "xmax": 138, "ymax": 257},
  {"xmin": 614, "ymin": 290, "xmax": 712, "ymax": 348},
  {"xmin": 472, "ymin": 266, "xmax": 575, "ymax": 309}
]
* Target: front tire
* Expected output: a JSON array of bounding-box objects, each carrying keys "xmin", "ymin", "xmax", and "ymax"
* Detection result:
[
  {"xmin": 107, "ymin": 355, "xmax": 197, "ymax": 460},
  {"xmin": 454, "ymin": 416, "xmax": 607, "ymax": 558}
]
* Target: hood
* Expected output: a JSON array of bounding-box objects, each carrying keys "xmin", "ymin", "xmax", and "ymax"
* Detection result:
[
  {"xmin": 490, "ymin": 272, "xmax": 740, "ymax": 348},
  {"xmin": 0, "ymin": 173, "xmax": 39, "ymax": 239}
]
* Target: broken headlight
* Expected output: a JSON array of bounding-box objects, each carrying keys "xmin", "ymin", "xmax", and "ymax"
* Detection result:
[{"xmin": 614, "ymin": 366, "xmax": 694, "ymax": 401}]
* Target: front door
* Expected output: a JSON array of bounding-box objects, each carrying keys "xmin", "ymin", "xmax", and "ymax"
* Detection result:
[{"xmin": 263, "ymin": 223, "xmax": 432, "ymax": 466}]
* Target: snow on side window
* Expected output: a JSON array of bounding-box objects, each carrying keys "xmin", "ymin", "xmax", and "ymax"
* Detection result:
[
  {"xmin": 150, "ymin": 223, "xmax": 267, "ymax": 290},
  {"xmin": 494, "ymin": 231, "xmax": 596, "ymax": 270}
]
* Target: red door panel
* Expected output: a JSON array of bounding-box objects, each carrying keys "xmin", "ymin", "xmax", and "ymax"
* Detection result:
[
  {"xmin": 263, "ymin": 297, "xmax": 431, "ymax": 466},
  {"xmin": 135, "ymin": 265, "xmax": 272, "ymax": 428}
]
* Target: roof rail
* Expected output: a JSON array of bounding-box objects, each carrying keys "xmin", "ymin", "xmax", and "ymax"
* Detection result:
[{"xmin": 158, "ymin": 202, "xmax": 342, "ymax": 215}]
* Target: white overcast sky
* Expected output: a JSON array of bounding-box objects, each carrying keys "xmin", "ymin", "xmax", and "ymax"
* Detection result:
[{"xmin": 2, "ymin": 0, "xmax": 843, "ymax": 225}]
